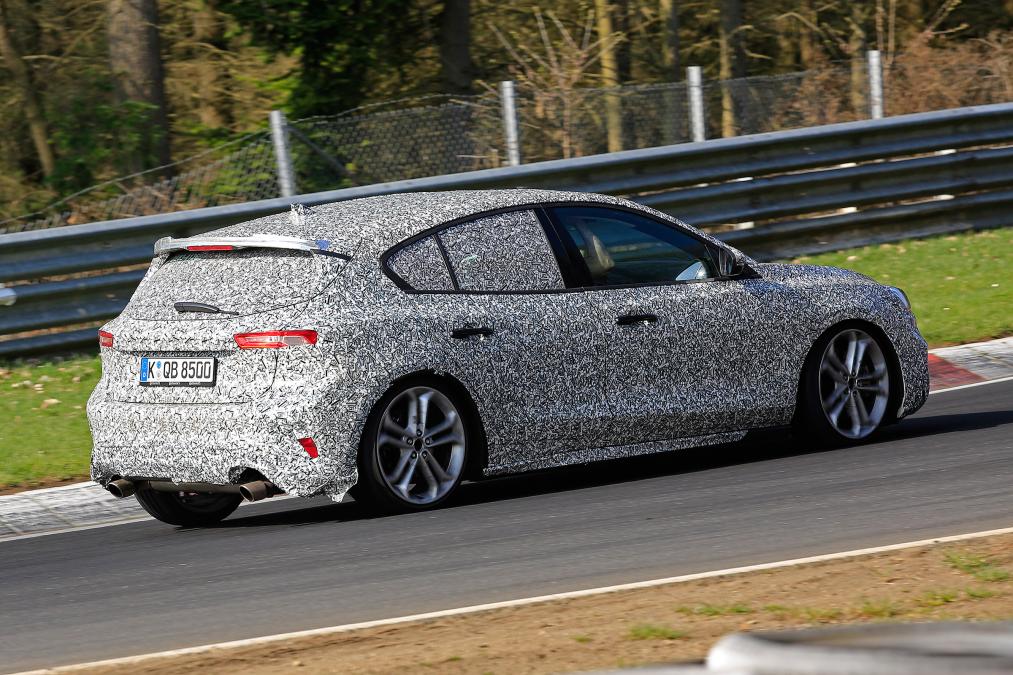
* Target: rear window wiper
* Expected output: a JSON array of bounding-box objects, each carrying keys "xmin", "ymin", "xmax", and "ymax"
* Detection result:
[{"xmin": 174, "ymin": 301, "xmax": 239, "ymax": 316}]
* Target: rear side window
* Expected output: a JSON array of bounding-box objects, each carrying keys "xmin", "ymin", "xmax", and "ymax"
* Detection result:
[
  {"xmin": 438, "ymin": 210, "xmax": 563, "ymax": 292},
  {"xmin": 386, "ymin": 235, "xmax": 454, "ymax": 291}
]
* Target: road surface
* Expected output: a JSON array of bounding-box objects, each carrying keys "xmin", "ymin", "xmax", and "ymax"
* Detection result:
[{"xmin": 0, "ymin": 380, "xmax": 1010, "ymax": 672}]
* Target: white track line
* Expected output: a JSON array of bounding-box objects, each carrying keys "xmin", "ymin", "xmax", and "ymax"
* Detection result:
[{"xmin": 17, "ymin": 525, "xmax": 1013, "ymax": 675}]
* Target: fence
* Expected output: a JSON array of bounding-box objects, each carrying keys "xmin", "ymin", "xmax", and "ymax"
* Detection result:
[
  {"xmin": 3, "ymin": 49, "xmax": 1010, "ymax": 235},
  {"xmin": 1, "ymin": 102, "xmax": 1012, "ymax": 357}
]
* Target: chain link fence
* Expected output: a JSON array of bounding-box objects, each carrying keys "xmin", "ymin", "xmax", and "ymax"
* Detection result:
[{"xmin": 3, "ymin": 57, "xmax": 1009, "ymax": 234}]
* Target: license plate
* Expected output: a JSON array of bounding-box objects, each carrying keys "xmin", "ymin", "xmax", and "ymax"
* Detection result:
[{"xmin": 139, "ymin": 357, "xmax": 217, "ymax": 387}]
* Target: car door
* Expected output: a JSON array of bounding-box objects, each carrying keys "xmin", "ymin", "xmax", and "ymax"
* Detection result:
[
  {"xmin": 546, "ymin": 205, "xmax": 787, "ymax": 444},
  {"xmin": 389, "ymin": 208, "xmax": 610, "ymax": 472}
]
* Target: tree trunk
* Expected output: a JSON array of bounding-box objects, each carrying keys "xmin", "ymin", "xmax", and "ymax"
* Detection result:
[
  {"xmin": 660, "ymin": 0, "xmax": 680, "ymax": 78},
  {"xmin": 595, "ymin": 0, "xmax": 623, "ymax": 152},
  {"xmin": 849, "ymin": 2, "xmax": 868, "ymax": 116},
  {"xmin": 798, "ymin": 0, "xmax": 817, "ymax": 69},
  {"xmin": 438, "ymin": 0, "xmax": 474, "ymax": 94},
  {"xmin": 719, "ymin": 0, "xmax": 746, "ymax": 137},
  {"xmin": 107, "ymin": 0, "xmax": 171, "ymax": 171},
  {"xmin": 0, "ymin": 0, "xmax": 55, "ymax": 178},
  {"xmin": 192, "ymin": 0, "xmax": 231, "ymax": 129}
]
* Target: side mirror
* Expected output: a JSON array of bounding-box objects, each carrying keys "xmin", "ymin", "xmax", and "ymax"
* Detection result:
[{"xmin": 715, "ymin": 247, "xmax": 744, "ymax": 278}]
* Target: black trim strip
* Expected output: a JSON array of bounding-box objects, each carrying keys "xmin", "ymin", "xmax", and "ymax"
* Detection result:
[{"xmin": 433, "ymin": 232, "xmax": 461, "ymax": 291}]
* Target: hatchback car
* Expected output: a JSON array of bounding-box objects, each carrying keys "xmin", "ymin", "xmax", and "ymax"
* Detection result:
[{"xmin": 88, "ymin": 189, "xmax": 928, "ymax": 525}]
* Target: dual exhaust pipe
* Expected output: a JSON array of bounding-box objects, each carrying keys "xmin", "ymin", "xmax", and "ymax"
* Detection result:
[{"xmin": 105, "ymin": 478, "xmax": 278, "ymax": 502}]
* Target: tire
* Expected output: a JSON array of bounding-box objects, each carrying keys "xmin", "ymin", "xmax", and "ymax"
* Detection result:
[
  {"xmin": 799, "ymin": 324, "xmax": 894, "ymax": 446},
  {"xmin": 134, "ymin": 488, "xmax": 241, "ymax": 526},
  {"xmin": 355, "ymin": 378, "xmax": 473, "ymax": 513}
]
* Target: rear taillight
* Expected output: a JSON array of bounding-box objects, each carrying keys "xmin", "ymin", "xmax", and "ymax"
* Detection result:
[
  {"xmin": 234, "ymin": 330, "xmax": 318, "ymax": 349},
  {"xmin": 98, "ymin": 330, "xmax": 114, "ymax": 348},
  {"xmin": 297, "ymin": 438, "xmax": 319, "ymax": 459},
  {"xmin": 186, "ymin": 245, "xmax": 234, "ymax": 251}
]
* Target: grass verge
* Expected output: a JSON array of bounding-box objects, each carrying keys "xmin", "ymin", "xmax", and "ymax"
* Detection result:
[
  {"xmin": 0, "ymin": 355, "xmax": 100, "ymax": 491},
  {"xmin": 792, "ymin": 227, "xmax": 1011, "ymax": 347},
  {"xmin": 67, "ymin": 533, "xmax": 1013, "ymax": 675}
]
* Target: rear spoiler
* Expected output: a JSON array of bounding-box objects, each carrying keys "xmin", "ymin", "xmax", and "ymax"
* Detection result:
[{"xmin": 153, "ymin": 234, "xmax": 337, "ymax": 256}]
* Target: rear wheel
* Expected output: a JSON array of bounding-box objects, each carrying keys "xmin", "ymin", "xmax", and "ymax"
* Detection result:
[
  {"xmin": 356, "ymin": 380, "xmax": 470, "ymax": 512},
  {"xmin": 134, "ymin": 489, "xmax": 241, "ymax": 526},
  {"xmin": 800, "ymin": 326, "xmax": 893, "ymax": 446}
]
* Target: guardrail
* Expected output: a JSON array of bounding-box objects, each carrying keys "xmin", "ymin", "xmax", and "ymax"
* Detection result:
[{"xmin": 2, "ymin": 102, "xmax": 1012, "ymax": 357}]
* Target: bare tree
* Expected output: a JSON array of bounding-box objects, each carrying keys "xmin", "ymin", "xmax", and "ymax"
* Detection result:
[
  {"xmin": 0, "ymin": 0, "xmax": 55, "ymax": 178},
  {"xmin": 848, "ymin": 1, "xmax": 868, "ymax": 114},
  {"xmin": 594, "ymin": 0, "xmax": 623, "ymax": 152},
  {"xmin": 191, "ymin": 0, "xmax": 231, "ymax": 129},
  {"xmin": 719, "ymin": 0, "xmax": 746, "ymax": 136},
  {"xmin": 490, "ymin": 8, "xmax": 616, "ymax": 160},
  {"xmin": 660, "ymin": 0, "xmax": 681, "ymax": 77},
  {"xmin": 107, "ymin": 0, "xmax": 171, "ymax": 170},
  {"xmin": 440, "ymin": 0, "xmax": 475, "ymax": 94}
]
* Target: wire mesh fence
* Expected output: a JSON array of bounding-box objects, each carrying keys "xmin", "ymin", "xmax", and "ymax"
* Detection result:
[{"xmin": 3, "ymin": 57, "xmax": 1009, "ymax": 234}]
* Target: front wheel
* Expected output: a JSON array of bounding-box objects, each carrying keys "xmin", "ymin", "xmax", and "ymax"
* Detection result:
[
  {"xmin": 134, "ymin": 489, "xmax": 241, "ymax": 526},
  {"xmin": 800, "ymin": 326, "xmax": 893, "ymax": 446},
  {"xmin": 356, "ymin": 381, "xmax": 471, "ymax": 512}
]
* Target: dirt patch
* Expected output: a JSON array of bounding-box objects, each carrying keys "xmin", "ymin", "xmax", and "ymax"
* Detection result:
[{"xmin": 74, "ymin": 533, "xmax": 1013, "ymax": 674}]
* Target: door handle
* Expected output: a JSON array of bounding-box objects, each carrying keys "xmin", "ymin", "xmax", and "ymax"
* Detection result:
[
  {"xmin": 451, "ymin": 326, "xmax": 495, "ymax": 340},
  {"xmin": 617, "ymin": 313, "xmax": 658, "ymax": 326}
]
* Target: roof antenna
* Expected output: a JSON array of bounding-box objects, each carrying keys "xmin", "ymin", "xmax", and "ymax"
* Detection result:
[{"xmin": 289, "ymin": 203, "xmax": 312, "ymax": 228}]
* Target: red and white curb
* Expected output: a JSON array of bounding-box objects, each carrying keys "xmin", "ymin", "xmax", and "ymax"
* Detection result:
[
  {"xmin": 928, "ymin": 336, "xmax": 1013, "ymax": 391},
  {"xmin": 1, "ymin": 336, "xmax": 1011, "ymax": 541}
]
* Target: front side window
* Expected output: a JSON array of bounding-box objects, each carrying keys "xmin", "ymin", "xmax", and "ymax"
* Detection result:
[
  {"xmin": 553, "ymin": 207, "xmax": 716, "ymax": 286},
  {"xmin": 438, "ymin": 210, "xmax": 564, "ymax": 292}
]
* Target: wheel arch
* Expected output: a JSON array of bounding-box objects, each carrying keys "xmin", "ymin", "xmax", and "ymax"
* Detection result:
[
  {"xmin": 794, "ymin": 318, "xmax": 904, "ymax": 426},
  {"xmin": 358, "ymin": 369, "xmax": 489, "ymax": 481}
]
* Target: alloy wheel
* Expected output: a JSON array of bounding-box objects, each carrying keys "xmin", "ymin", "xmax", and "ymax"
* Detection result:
[
  {"xmin": 375, "ymin": 386, "xmax": 466, "ymax": 505},
  {"xmin": 818, "ymin": 328, "xmax": 890, "ymax": 439}
]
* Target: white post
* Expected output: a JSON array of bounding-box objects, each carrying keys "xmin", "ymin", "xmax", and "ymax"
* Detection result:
[
  {"xmin": 687, "ymin": 66, "xmax": 705, "ymax": 142},
  {"xmin": 867, "ymin": 50, "xmax": 884, "ymax": 120},
  {"xmin": 499, "ymin": 80, "xmax": 522, "ymax": 166},
  {"xmin": 269, "ymin": 110, "xmax": 298, "ymax": 198}
]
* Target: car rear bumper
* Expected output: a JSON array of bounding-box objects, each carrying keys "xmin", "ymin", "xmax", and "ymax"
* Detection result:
[{"xmin": 87, "ymin": 397, "xmax": 358, "ymax": 500}]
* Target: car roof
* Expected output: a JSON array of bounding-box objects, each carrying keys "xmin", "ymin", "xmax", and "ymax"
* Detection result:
[{"xmin": 201, "ymin": 189, "xmax": 656, "ymax": 258}]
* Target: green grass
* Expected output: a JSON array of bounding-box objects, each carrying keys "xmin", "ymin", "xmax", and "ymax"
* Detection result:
[
  {"xmin": 919, "ymin": 590, "xmax": 959, "ymax": 607},
  {"xmin": 677, "ymin": 603, "xmax": 753, "ymax": 616},
  {"xmin": 944, "ymin": 551, "xmax": 1012, "ymax": 583},
  {"xmin": 792, "ymin": 227, "xmax": 1012, "ymax": 346},
  {"xmin": 0, "ymin": 355, "xmax": 101, "ymax": 489},
  {"xmin": 857, "ymin": 600, "xmax": 902, "ymax": 618},
  {"xmin": 627, "ymin": 624, "xmax": 687, "ymax": 641}
]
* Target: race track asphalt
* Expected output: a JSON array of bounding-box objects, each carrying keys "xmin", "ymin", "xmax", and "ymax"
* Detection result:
[{"xmin": 0, "ymin": 380, "xmax": 1010, "ymax": 672}]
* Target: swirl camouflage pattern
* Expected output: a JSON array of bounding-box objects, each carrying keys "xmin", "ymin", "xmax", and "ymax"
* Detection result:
[{"xmin": 87, "ymin": 189, "xmax": 929, "ymax": 522}]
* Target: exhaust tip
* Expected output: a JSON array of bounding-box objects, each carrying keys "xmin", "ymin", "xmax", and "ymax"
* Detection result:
[
  {"xmin": 238, "ymin": 480, "xmax": 270, "ymax": 502},
  {"xmin": 107, "ymin": 478, "xmax": 136, "ymax": 499}
]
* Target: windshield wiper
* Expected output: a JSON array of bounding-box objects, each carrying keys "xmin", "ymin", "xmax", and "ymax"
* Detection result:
[{"xmin": 173, "ymin": 301, "xmax": 239, "ymax": 316}]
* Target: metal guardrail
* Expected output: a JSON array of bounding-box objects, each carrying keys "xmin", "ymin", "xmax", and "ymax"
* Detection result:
[{"xmin": 2, "ymin": 102, "xmax": 1012, "ymax": 357}]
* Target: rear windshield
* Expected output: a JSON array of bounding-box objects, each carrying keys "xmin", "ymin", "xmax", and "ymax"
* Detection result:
[{"xmin": 125, "ymin": 249, "xmax": 346, "ymax": 320}]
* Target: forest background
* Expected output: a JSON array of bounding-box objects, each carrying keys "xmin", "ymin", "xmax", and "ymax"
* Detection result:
[{"xmin": 0, "ymin": 0, "xmax": 1011, "ymax": 225}]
